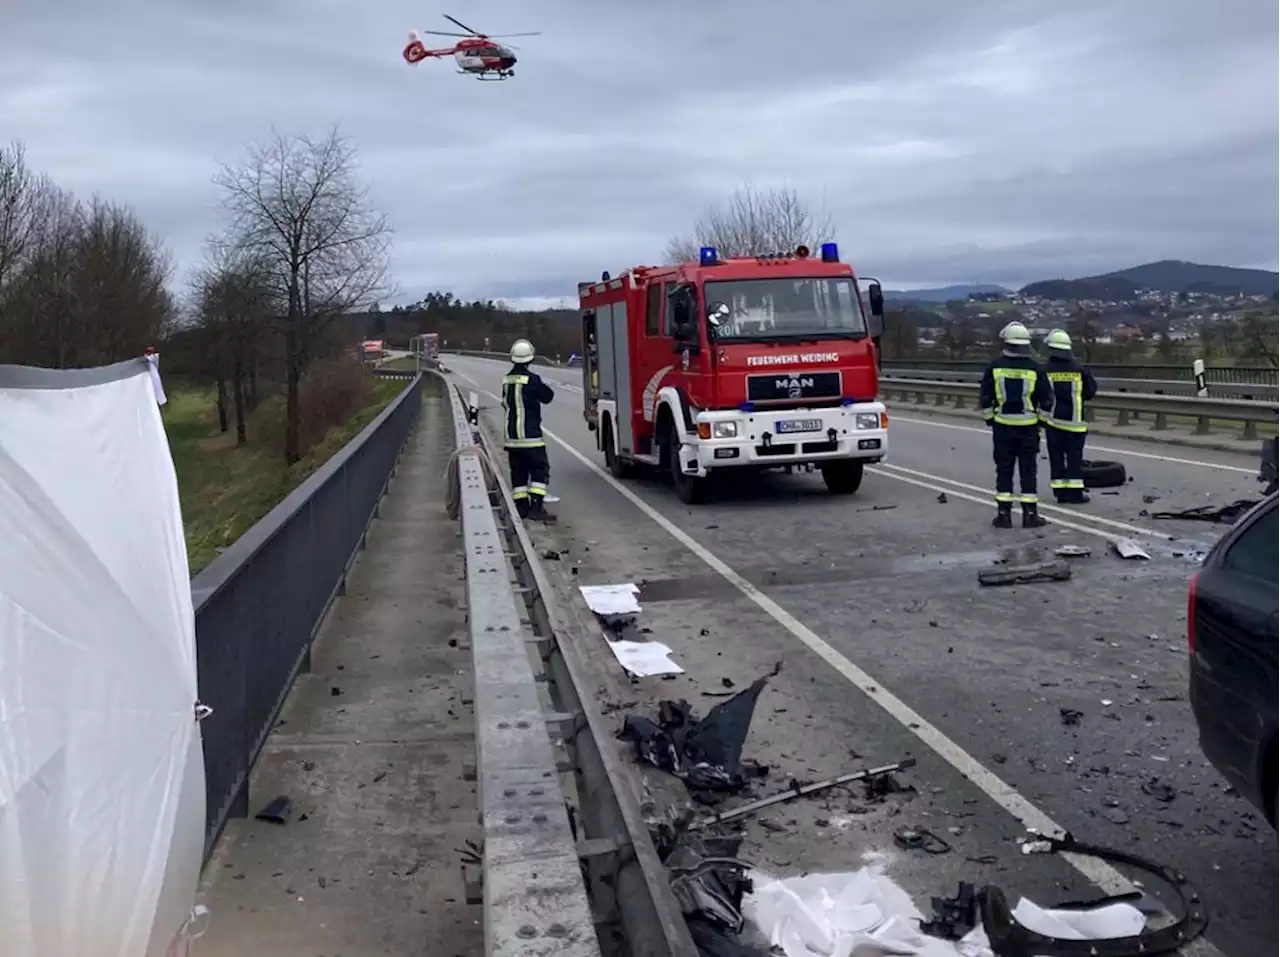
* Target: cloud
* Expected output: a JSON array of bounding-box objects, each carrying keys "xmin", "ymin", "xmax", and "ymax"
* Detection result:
[{"xmin": 3, "ymin": 0, "xmax": 1276, "ymax": 302}]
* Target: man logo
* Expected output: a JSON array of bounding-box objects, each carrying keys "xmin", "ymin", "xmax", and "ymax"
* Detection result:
[{"xmin": 774, "ymin": 375, "xmax": 814, "ymax": 399}]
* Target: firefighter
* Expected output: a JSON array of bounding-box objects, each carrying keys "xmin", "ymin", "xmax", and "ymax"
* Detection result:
[
  {"xmin": 979, "ymin": 321, "xmax": 1053, "ymax": 529},
  {"xmin": 1042, "ymin": 328, "xmax": 1097, "ymax": 504},
  {"xmin": 502, "ymin": 339, "xmax": 556, "ymax": 522}
]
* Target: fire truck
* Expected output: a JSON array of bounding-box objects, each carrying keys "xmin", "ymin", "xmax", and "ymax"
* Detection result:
[{"xmin": 579, "ymin": 242, "xmax": 888, "ymax": 504}]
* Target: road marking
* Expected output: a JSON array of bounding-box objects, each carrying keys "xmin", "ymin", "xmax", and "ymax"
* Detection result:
[
  {"xmin": 450, "ymin": 365, "xmax": 1145, "ymax": 901},
  {"xmin": 890, "ymin": 411, "xmax": 1258, "ymax": 475},
  {"xmin": 874, "ymin": 462, "xmax": 1175, "ymax": 540}
]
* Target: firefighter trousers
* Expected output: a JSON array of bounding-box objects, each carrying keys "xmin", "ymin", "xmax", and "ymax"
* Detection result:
[
  {"xmin": 507, "ymin": 445, "xmax": 550, "ymax": 517},
  {"xmin": 991, "ymin": 423, "xmax": 1040, "ymax": 505},
  {"xmin": 1045, "ymin": 427, "xmax": 1087, "ymax": 501}
]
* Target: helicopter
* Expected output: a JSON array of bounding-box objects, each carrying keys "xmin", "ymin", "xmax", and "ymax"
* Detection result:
[{"xmin": 402, "ymin": 13, "xmax": 540, "ymax": 81}]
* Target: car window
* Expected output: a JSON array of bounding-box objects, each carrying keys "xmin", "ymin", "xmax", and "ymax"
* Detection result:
[{"xmin": 1222, "ymin": 502, "xmax": 1278, "ymax": 584}]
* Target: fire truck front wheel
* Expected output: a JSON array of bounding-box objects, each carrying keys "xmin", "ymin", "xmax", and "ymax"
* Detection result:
[
  {"xmin": 821, "ymin": 459, "xmax": 865, "ymax": 495},
  {"xmin": 665, "ymin": 429, "xmax": 707, "ymax": 504},
  {"xmin": 602, "ymin": 419, "xmax": 633, "ymax": 479}
]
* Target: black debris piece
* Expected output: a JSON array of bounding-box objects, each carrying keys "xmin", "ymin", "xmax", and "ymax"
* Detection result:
[
  {"xmin": 920, "ymin": 882, "xmax": 977, "ymax": 941},
  {"xmin": 255, "ymin": 795, "xmax": 293, "ymax": 824},
  {"xmin": 542, "ymin": 549, "xmax": 562, "ymax": 560},
  {"xmin": 1142, "ymin": 494, "xmax": 1160, "ymax": 504},
  {"xmin": 1150, "ymin": 500, "xmax": 1259, "ymax": 525},
  {"xmin": 937, "ymin": 492, "xmax": 948, "ymax": 503},
  {"xmin": 1141, "ymin": 778, "xmax": 1178, "ymax": 803},
  {"xmin": 330, "ymin": 686, "xmax": 342, "ymax": 696},
  {"xmin": 893, "ymin": 826, "xmax": 951, "ymax": 854},
  {"xmin": 617, "ymin": 664, "xmax": 781, "ymax": 799},
  {"xmin": 978, "ymin": 559, "xmax": 1072, "ymax": 587},
  {"xmin": 1060, "ymin": 707, "xmax": 1083, "ymax": 726}
]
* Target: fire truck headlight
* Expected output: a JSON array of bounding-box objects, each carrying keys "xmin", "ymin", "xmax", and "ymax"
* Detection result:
[
  {"xmin": 855, "ymin": 413, "xmax": 881, "ymax": 430},
  {"xmin": 711, "ymin": 421, "xmax": 739, "ymax": 439}
]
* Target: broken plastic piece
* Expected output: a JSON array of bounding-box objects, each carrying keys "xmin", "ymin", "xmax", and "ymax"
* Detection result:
[
  {"xmin": 892, "ymin": 826, "xmax": 951, "ymax": 854},
  {"xmin": 1110, "ymin": 538, "xmax": 1150, "ymax": 560},
  {"xmin": 255, "ymin": 795, "xmax": 293, "ymax": 824},
  {"xmin": 920, "ymin": 881, "xmax": 977, "ymax": 940},
  {"xmin": 1054, "ymin": 545, "xmax": 1092, "ymax": 558},
  {"xmin": 979, "ymin": 559, "xmax": 1072, "ymax": 586}
]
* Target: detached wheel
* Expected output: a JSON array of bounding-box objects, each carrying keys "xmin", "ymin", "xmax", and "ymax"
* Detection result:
[
  {"xmin": 666, "ymin": 429, "xmax": 707, "ymax": 504},
  {"xmin": 1082, "ymin": 459, "xmax": 1126, "ymax": 488},
  {"xmin": 603, "ymin": 420, "xmax": 631, "ymax": 479},
  {"xmin": 822, "ymin": 459, "xmax": 864, "ymax": 495}
]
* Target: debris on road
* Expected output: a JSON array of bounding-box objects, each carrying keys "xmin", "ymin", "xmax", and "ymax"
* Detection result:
[
  {"xmin": 893, "ymin": 826, "xmax": 952, "ymax": 855},
  {"xmin": 1150, "ymin": 500, "xmax": 1259, "ymax": 524},
  {"xmin": 937, "ymin": 492, "xmax": 948, "ymax": 504},
  {"xmin": 579, "ymin": 582, "xmax": 642, "ymax": 615},
  {"xmin": 254, "ymin": 795, "xmax": 293, "ymax": 824},
  {"xmin": 1110, "ymin": 538, "xmax": 1151, "ymax": 561},
  {"xmin": 618, "ymin": 665, "xmax": 780, "ymax": 803},
  {"xmin": 606, "ymin": 639, "xmax": 684, "ymax": 677},
  {"xmin": 692, "ymin": 759, "xmax": 917, "ymax": 830},
  {"xmin": 1059, "ymin": 707, "xmax": 1083, "ymax": 726},
  {"xmin": 1141, "ymin": 778, "xmax": 1178, "ymax": 803},
  {"xmin": 1053, "ymin": 544, "xmax": 1091, "ymax": 558},
  {"xmin": 978, "ymin": 558, "xmax": 1072, "ymax": 586},
  {"xmin": 920, "ymin": 882, "xmax": 978, "ymax": 941}
]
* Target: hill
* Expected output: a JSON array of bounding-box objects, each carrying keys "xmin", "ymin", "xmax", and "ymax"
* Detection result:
[
  {"xmin": 884, "ymin": 283, "xmax": 1011, "ymax": 303},
  {"xmin": 1021, "ymin": 260, "xmax": 1279, "ymax": 300}
]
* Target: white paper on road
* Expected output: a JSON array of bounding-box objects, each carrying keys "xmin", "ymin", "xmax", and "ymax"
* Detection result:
[
  {"xmin": 579, "ymin": 582, "xmax": 642, "ymax": 616},
  {"xmin": 605, "ymin": 639, "xmax": 684, "ymax": 677},
  {"xmin": 0, "ymin": 358, "xmax": 206, "ymax": 957},
  {"xmin": 745, "ymin": 861, "xmax": 1147, "ymax": 957}
]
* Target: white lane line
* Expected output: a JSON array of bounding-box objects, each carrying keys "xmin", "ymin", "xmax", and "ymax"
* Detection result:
[
  {"xmin": 874, "ymin": 462, "xmax": 1175, "ymax": 541},
  {"xmin": 453, "ymin": 366, "xmax": 1140, "ymax": 900},
  {"xmin": 889, "ymin": 412, "xmax": 1258, "ymax": 475}
]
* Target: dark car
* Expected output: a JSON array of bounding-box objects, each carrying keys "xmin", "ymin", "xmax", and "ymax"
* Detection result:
[{"xmin": 1188, "ymin": 491, "xmax": 1278, "ymax": 827}]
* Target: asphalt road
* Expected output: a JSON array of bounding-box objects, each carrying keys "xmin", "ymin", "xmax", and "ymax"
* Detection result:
[{"xmin": 446, "ymin": 353, "xmax": 1275, "ymax": 957}]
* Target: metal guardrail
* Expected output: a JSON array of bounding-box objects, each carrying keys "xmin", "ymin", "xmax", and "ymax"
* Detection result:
[
  {"xmin": 444, "ymin": 376, "xmax": 698, "ymax": 957},
  {"xmin": 192, "ymin": 373, "xmax": 424, "ymax": 860},
  {"xmin": 880, "ymin": 378, "xmax": 1278, "ymax": 441},
  {"xmin": 883, "ymin": 358, "xmax": 1278, "ymax": 387},
  {"xmin": 882, "ymin": 367, "xmax": 1276, "ymax": 401}
]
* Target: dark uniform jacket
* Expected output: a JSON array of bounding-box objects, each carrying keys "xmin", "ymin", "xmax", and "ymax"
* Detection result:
[
  {"xmin": 502, "ymin": 364, "xmax": 554, "ymax": 448},
  {"xmin": 979, "ymin": 354, "xmax": 1053, "ymax": 427},
  {"xmin": 1043, "ymin": 355, "xmax": 1098, "ymax": 432}
]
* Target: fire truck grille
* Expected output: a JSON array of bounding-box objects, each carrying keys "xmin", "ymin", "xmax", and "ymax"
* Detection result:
[
  {"xmin": 755, "ymin": 439, "xmax": 839, "ymax": 457},
  {"xmin": 747, "ymin": 371, "xmax": 842, "ymax": 402}
]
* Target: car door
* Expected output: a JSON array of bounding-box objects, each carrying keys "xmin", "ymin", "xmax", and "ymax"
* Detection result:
[{"xmin": 1197, "ymin": 498, "xmax": 1279, "ymax": 743}]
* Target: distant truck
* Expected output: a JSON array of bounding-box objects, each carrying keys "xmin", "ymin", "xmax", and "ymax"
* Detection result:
[
  {"xmin": 578, "ymin": 243, "xmax": 888, "ymax": 503},
  {"xmin": 359, "ymin": 339, "xmax": 385, "ymax": 365}
]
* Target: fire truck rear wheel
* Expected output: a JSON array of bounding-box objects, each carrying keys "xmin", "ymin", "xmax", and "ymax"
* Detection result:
[
  {"xmin": 602, "ymin": 419, "xmax": 632, "ymax": 478},
  {"xmin": 821, "ymin": 459, "xmax": 864, "ymax": 495}
]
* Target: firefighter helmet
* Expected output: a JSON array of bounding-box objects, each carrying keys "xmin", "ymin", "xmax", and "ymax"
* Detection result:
[
  {"xmin": 1045, "ymin": 328, "xmax": 1073, "ymax": 354},
  {"xmin": 999, "ymin": 321, "xmax": 1031, "ymax": 346},
  {"xmin": 510, "ymin": 339, "xmax": 535, "ymax": 364}
]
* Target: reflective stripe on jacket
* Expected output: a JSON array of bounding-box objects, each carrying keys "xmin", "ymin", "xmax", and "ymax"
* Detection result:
[
  {"xmin": 1044, "ymin": 357, "xmax": 1098, "ymax": 433},
  {"xmin": 979, "ymin": 355, "xmax": 1053, "ymax": 427},
  {"xmin": 502, "ymin": 365, "xmax": 554, "ymax": 448}
]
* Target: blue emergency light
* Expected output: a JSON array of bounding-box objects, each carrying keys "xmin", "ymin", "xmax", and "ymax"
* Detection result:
[
  {"xmin": 699, "ymin": 246, "xmax": 719, "ymax": 265},
  {"xmin": 820, "ymin": 242, "xmax": 839, "ymax": 263}
]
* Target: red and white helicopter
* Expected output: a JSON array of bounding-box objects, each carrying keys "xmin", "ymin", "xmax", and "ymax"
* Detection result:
[{"xmin": 402, "ymin": 14, "xmax": 540, "ymax": 81}]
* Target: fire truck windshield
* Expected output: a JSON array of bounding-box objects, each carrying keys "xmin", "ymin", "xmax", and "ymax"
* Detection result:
[{"xmin": 703, "ymin": 277, "xmax": 867, "ymax": 341}]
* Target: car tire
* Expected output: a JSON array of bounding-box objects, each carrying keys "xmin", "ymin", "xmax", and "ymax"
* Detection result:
[
  {"xmin": 666, "ymin": 429, "xmax": 707, "ymax": 504},
  {"xmin": 1082, "ymin": 459, "xmax": 1127, "ymax": 488},
  {"xmin": 821, "ymin": 459, "xmax": 864, "ymax": 495}
]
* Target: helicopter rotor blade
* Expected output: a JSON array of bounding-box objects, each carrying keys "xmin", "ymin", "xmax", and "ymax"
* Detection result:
[
  {"xmin": 487, "ymin": 32, "xmax": 541, "ymax": 38},
  {"xmin": 419, "ymin": 30, "xmax": 472, "ymax": 38},
  {"xmin": 443, "ymin": 13, "xmax": 482, "ymax": 36}
]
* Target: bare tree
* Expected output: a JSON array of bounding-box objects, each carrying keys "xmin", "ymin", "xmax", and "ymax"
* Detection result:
[
  {"xmin": 1230, "ymin": 311, "xmax": 1278, "ymax": 368},
  {"xmin": 1, "ymin": 144, "xmax": 173, "ymax": 368},
  {"xmin": 192, "ymin": 240, "xmax": 274, "ymax": 443},
  {"xmin": 664, "ymin": 182, "xmax": 836, "ymax": 263},
  {"xmin": 213, "ymin": 127, "xmax": 392, "ymax": 463}
]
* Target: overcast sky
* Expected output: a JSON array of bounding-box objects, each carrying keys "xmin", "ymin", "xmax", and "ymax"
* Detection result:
[{"xmin": 3, "ymin": 1, "xmax": 1277, "ymax": 308}]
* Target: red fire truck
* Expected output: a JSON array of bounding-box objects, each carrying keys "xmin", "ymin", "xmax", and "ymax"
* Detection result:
[{"xmin": 579, "ymin": 243, "xmax": 888, "ymax": 503}]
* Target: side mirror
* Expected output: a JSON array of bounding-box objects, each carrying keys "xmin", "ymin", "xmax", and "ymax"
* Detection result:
[
  {"xmin": 706, "ymin": 301, "xmax": 730, "ymax": 327},
  {"xmin": 868, "ymin": 282, "xmax": 885, "ymax": 318}
]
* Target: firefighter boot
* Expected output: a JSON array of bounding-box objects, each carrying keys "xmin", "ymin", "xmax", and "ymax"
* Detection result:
[
  {"xmin": 526, "ymin": 498, "xmax": 558, "ymax": 524},
  {"xmin": 1022, "ymin": 502, "xmax": 1048, "ymax": 528},
  {"xmin": 992, "ymin": 503, "xmax": 1013, "ymax": 529}
]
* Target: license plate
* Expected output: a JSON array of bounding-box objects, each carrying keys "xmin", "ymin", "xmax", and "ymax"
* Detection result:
[{"xmin": 777, "ymin": 418, "xmax": 823, "ymax": 434}]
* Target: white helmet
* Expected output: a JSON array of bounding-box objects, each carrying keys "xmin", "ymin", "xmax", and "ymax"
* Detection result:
[
  {"xmin": 510, "ymin": 339, "xmax": 535, "ymax": 364},
  {"xmin": 999, "ymin": 321, "xmax": 1031, "ymax": 346}
]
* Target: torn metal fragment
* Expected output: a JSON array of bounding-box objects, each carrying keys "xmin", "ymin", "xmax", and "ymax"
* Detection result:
[
  {"xmin": 1110, "ymin": 538, "xmax": 1151, "ymax": 560},
  {"xmin": 979, "ymin": 559, "xmax": 1072, "ymax": 586}
]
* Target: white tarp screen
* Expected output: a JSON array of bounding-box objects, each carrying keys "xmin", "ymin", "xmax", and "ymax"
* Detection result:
[{"xmin": 0, "ymin": 357, "xmax": 205, "ymax": 957}]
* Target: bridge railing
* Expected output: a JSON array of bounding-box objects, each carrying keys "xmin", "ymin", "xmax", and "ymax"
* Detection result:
[{"xmin": 883, "ymin": 358, "xmax": 1277, "ymax": 387}]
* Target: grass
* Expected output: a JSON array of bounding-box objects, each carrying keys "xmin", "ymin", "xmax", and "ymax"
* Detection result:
[
  {"xmin": 379, "ymin": 356, "xmax": 421, "ymax": 371},
  {"xmin": 163, "ymin": 376, "xmax": 407, "ymax": 575}
]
